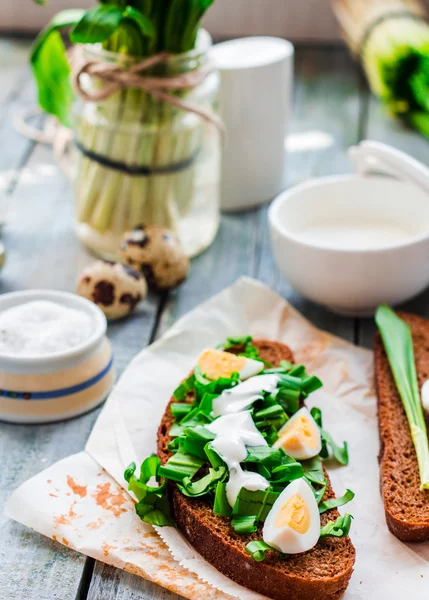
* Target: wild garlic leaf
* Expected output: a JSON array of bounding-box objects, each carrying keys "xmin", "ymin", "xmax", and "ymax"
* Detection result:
[
  {"xmin": 70, "ymin": 5, "xmax": 125, "ymax": 44},
  {"xmin": 30, "ymin": 9, "xmax": 85, "ymax": 126}
]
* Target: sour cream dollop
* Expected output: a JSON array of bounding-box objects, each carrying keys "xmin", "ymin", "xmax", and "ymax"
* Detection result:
[{"xmin": 0, "ymin": 300, "xmax": 94, "ymax": 356}]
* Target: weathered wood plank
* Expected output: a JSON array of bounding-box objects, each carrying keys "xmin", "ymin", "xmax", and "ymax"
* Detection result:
[
  {"xmin": 256, "ymin": 48, "xmax": 364, "ymax": 341},
  {"xmin": 88, "ymin": 563, "xmax": 183, "ymax": 600},
  {"xmin": 0, "ymin": 38, "xmax": 30, "ymax": 105},
  {"xmin": 0, "ymin": 139, "xmax": 159, "ymax": 600},
  {"xmin": 88, "ymin": 46, "xmax": 363, "ymax": 600},
  {"xmin": 358, "ymin": 95, "xmax": 429, "ymax": 349}
]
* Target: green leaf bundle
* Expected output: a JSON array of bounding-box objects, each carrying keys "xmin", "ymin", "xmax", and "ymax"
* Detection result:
[{"xmin": 335, "ymin": 0, "xmax": 429, "ymax": 138}]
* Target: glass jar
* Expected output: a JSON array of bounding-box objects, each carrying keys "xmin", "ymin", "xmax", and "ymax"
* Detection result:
[{"xmin": 72, "ymin": 31, "xmax": 221, "ymax": 259}]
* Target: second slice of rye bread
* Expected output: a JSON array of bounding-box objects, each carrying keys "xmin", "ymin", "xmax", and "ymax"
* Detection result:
[
  {"xmin": 157, "ymin": 340, "xmax": 355, "ymax": 600},
  {"xmin": 375, "ymin": 312, "xmax": 429, "ymax": 542}
]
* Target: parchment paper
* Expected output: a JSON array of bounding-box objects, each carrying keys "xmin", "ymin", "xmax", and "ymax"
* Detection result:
[{"xmin": 5, "ymin": 277, "xmax": 429, "ymax": 599}]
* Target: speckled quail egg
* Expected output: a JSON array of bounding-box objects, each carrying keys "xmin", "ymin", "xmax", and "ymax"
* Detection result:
[
  {"xmin": 77, "ymin": 260, "xmax": 147, "ymax": 320},
  {"xmin": 119, "ymin": 225, "xmax": 189, "ymax": 290}
]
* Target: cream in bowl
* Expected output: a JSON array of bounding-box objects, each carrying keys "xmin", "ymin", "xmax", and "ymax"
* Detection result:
[
  {"xmin": 269, "ymin": 175, "xmax": 429, "ymax": 316},
  {"xmin": 0, "ymin": 290, "xmax": 115, "ymax": 423}
]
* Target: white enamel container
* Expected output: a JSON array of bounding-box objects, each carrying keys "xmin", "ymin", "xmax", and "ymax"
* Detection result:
[{"xmin": 0, "ymin": 290, "xmax": 115, "ymax": 423}]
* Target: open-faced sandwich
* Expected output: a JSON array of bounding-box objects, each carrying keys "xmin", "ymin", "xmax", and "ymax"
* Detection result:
[
  {"xmin": 375, "ymin": 306, "xmax": 429, "ymax": 542},
  {"xmin": 125, "ymin": 336, "xmax": 356, "ymax": 600}
]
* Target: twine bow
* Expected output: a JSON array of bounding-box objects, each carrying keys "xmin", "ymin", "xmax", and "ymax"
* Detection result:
[{"xmin": 72, "ymin": 49, "xmax": 225, "ymax": 136}]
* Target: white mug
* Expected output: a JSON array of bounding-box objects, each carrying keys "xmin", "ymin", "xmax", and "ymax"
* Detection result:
[{"xmin": 211, "ymin": 37, "xmax": 294, "ymax": 212}]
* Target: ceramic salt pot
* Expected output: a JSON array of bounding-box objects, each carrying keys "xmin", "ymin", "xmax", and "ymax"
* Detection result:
[{"xmin": 0, "ymin": 290, "xmax": 115, "ymax": 424}]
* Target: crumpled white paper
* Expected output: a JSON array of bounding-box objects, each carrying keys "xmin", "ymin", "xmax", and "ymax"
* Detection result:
[{"xmin": 6, "ymin": 277, "xmax": 429, "ymax": 599}]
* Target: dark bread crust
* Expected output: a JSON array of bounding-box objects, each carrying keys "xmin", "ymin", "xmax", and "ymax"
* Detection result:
[
  {"xmin": 375, "ymin": 312, "xmax": 429, "ymax": 542},
  {"xmin": 157, "ymin": 339, "xmax": 355, "ymax": 600}
]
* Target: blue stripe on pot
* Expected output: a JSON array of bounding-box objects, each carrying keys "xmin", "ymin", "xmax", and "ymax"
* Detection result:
[{"xmin": 0, "ymin": 356, "xmax": 114, "ymax": 400}]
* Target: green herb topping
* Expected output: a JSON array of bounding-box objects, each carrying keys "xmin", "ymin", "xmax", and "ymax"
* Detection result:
[{"xmin": 124, "ymin": 336, "xmax": 354, "ymax": 559}]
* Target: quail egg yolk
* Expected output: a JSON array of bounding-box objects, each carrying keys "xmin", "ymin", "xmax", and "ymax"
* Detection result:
[
  {"xmin": 197, "ymin": 349, "xmax": 264, "ymax": 381},
  {"xmin": 274, "ymin": 494, "xmax": 310, "ymax": 534},
  {"xmin": 279, "ymin": 415, "xmax": 319, "ymax": 451}
]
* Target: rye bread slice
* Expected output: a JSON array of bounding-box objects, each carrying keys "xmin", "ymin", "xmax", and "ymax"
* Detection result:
[
  {"xmin": 157, "ymin": 339, "xmax": 355, "ymax": 600},
  {"xmin": 375, "ymin": 312, "xmax": 429, "ymax": 542}
]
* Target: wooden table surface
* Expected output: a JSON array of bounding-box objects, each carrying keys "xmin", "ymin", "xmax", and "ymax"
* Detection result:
[{"xmin": 0, "ymin": 37, "xmax": 428, "ymax": 600}]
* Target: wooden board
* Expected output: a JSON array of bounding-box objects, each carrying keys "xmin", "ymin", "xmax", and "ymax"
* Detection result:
[{"xmin": 1, "ymin": 37, "xmax": 428, "ymax": 600}]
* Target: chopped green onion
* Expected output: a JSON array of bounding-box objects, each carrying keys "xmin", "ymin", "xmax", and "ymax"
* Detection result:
[
  {"xmin": 232, "ymin": 488, "xmax": 279, "ymax": 522},
  {"xmin": 261, "ymin": 426, "xmax": 279, "ymax": 446},
  {"xmin": 124, "ymin": 461, "xmax": 137, "ymax": 483},
  {"xmin": 125, "ymin": 455, "xmax": 172, "ymax": 526},
  {"xmin": 276, "ymin": 386, "xmax": 301, "ymax": 416},
  {"xmin": 301, "ymin": 374, "xmax": 323, "ymax": 396},
  {"xmin": 243, "ymin": 446, "xmax": 285, "ymax": 466},
  {"xmin": 271, "ymin": 460, "xmax": 304, "ymax": 484},
  {"xmin": 302, "ymin": 456, "xmax": 325, "ymax": 486},
  {"xmin": 194, "ymin": 365, "xmax": 212, "ymax": 386},
  {"xmin": 255, "ymin": 464, "xmax": 272, "ymax": 480},
  {"xmin": 376, "ymin": 305, "xmax": 429, "ymax": 489},
  {"xmin": 218, "ymin": 335, "xmax": 252, "ymax": 349},
  {"xmin": 231, "ymin": 515, "xmax": 258, "ymax": 534},
  {"xmin": 245, "ymin": 540, "xmax": 275, "ymax": 562},
  {"xmin": 310, "ymin": 407, "xmax": 349, "ymax": 466},
  {"xmin": 179, "ymin": 466, "xmax": 226, "ymax": 497},
  {"xmin": 173, "ymin": 374, "xmax": 196, "ymax": 401},
  {"xmin": 253, "ymin": 404, "xmax": 287, "ymax": 421},
  {"xmin": 125, "ymin": 455, "xmax": 166, "ymax": 501},
  {"xmin": 213, "ymin": 482, "xmax": 231, "ymax": 517},
  {"xmin": 170, "ymin": 403, "xmax": 193, "ymax": 420},
  {"xmin": 320, "ymin": 513, "xmax": 353, "ymax": 539},
  {"xmin": 310, "ymin": 407, "xmax": 329, "ymax": 458},
  {"xmin": 135, "ymin": 493, "xmax": 173, "ymax": 526},
  {"xmin": 158, "ymin": 450, "xmax": 204, "ymax": 483},
  {"xmin": 319, "ymin": 489, "xmax": 355, "ymax": 514},
  {"xmin": 205, "ymin": 443, "xmax": 225, "ymax": 469},
  {"xmin": 321, "ymin": 431, "xmax": 348, "ymax": 466},
  {"xmin": 199, "ymin": 393, "xmax": 217, "ymax": 416},
  {"xmin": 313, "ymin": 479, "xmax": 328, "ymax": 504},
  {"xmin": 179, "ymin": 425, "xmax": 216, "ymax": 459}
]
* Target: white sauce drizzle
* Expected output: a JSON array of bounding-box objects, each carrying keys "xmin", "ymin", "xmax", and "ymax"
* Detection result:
[
  {"xmin": 206, "ymin": 411, "xmax": 269, "ymax": 507},
  {"xmin": 206, "ymin": 375, "xmax": 280, "ymax": 507},
  {"xmin": 421, "ymin": 379, "xmax": 429, "ymax": 413},
  {"xmin": 212, "ymin": 374, "xmax": 280, "ymax": 417}
]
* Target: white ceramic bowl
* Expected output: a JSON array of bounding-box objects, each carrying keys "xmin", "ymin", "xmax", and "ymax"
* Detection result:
[
  {"xmin": 269, "ymin": 175, "xmax": 429, "ymax": 316},
  {"xmin": 0, "ymin": 290, "xmax": 115, "ymax": 423}
]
